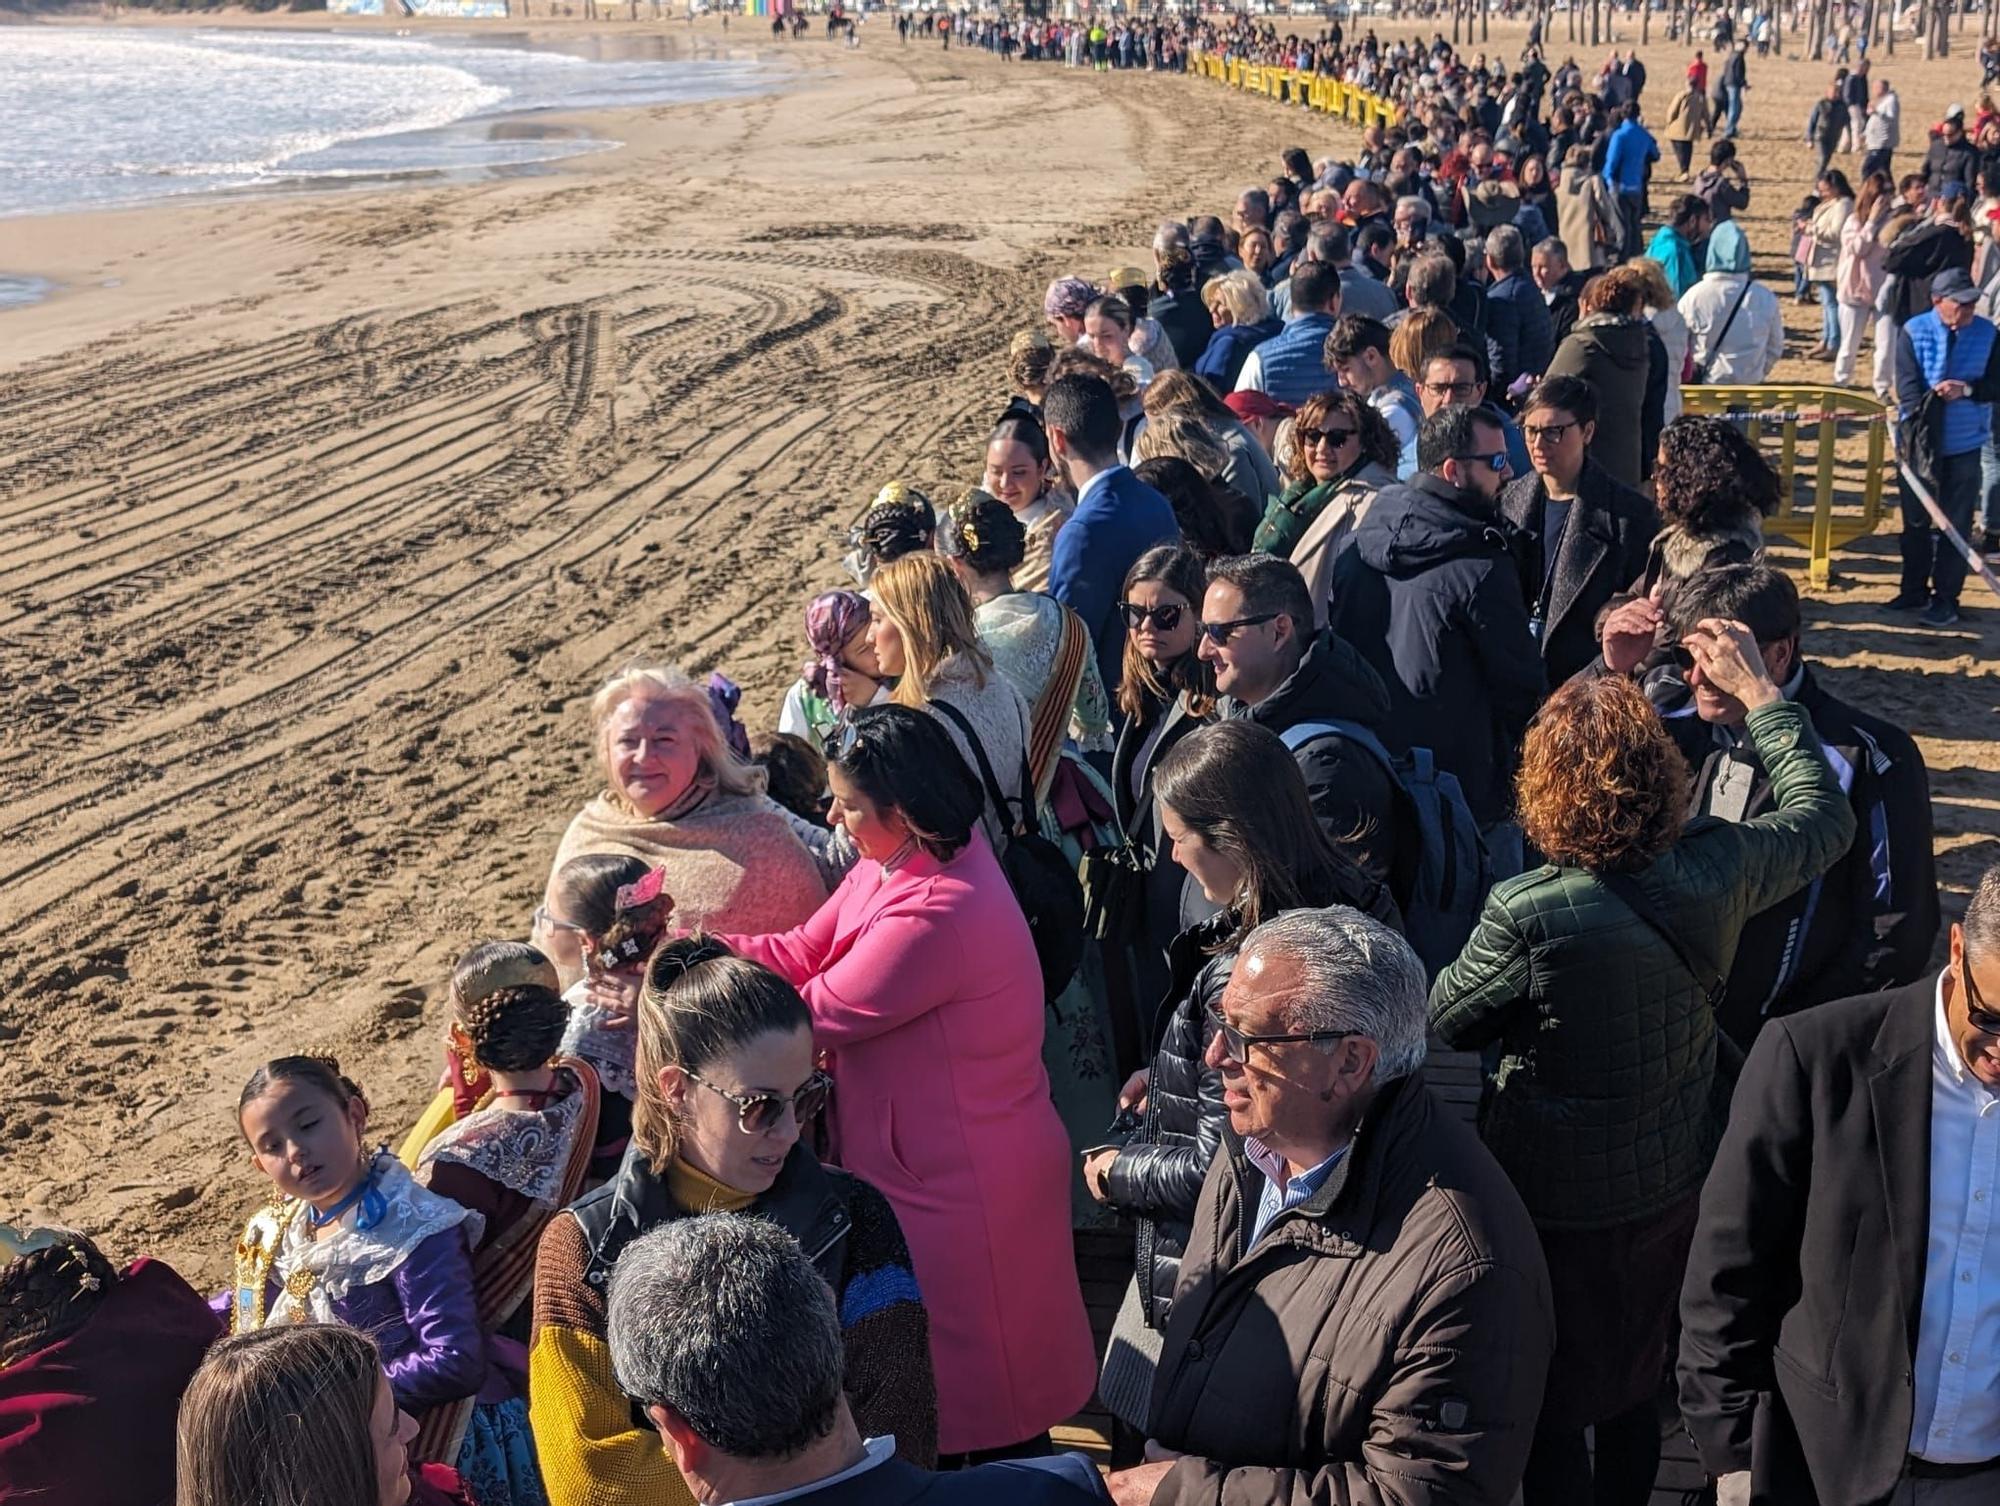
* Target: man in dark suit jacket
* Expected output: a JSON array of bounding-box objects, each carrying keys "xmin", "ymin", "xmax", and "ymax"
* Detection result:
[
  {"xmin": 1046, "ymin": 373, "xmax": 1180, "ymax": 703},
  {"xmin": 1483, "ymin": 224, "xmax": 1557, "ymax": 394},
  {"xmin": 608, "ymin": 1215, "xmax": 1109, "ymax": 1506},
  {"xmin": 1679, "ymin": 863, "xmax": 2000, "ymax": 1506},
  {"xmin": 1499, "ymin": 373, "xmax": 1657, "ymax": 685}
]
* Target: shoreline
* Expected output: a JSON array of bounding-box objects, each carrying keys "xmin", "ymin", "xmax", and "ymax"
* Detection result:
[{"xmin": 0, "ymin": 18, "xmax": 791, "ymax": 242}]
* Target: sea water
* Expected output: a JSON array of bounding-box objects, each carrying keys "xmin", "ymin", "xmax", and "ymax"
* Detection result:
[{"xmin": 0, "ymin": 27, "xmax": 772, "ymax": 219}]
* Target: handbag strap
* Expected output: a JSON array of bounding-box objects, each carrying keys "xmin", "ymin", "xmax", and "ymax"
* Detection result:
[
  {"xmin": 1599, "ymin": 870, "xmax": 1725, "ymax": 1007},
  {"xmin": 1026, "ymin": 605, "xmax": 1091, "ymax": 798},
  {"xmin": 1709, "ymin": 275, "xmax": 1755, "ymax": 359},
  {"xmin": 930, "ymin": 699, "xmax": 1034, "ymax": 838}
]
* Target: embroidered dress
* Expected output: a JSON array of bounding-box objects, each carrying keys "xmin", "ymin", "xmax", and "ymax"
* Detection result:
[
  {"xmin": 406, "ymin": 1064, "xmax": 602, "ymax": 1506},
  {"xmin": 223, "ymin": 1152, "xmax": 488, "ymax": 1448}
]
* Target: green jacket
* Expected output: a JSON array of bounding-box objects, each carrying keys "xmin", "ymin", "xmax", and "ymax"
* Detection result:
[
  {"xmin": 1428, "ymin": 699, "xmax": 1856, "ymax": 1231},
  {"xmin": 1252, "ymin": 474, "xmax": 1335, "ymax": 557}
]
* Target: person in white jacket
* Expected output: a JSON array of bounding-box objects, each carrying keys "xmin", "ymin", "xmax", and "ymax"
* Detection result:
[{"xmin": 1678, "ymin": 220, "xmax": 1786, "ymax": 384}]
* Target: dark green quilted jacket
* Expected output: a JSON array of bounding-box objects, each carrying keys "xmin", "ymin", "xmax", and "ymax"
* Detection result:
[{"xmin": 1428, "ymin": 699, "xmax": 1855, "ymax": 1231}]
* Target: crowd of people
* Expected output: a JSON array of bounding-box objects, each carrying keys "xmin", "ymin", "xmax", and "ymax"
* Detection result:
[{"xmin": 2, "ymin": 20, "xmax": 1993, "ymax": 1506}]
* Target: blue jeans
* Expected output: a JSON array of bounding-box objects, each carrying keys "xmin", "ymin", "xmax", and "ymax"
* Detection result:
[
  {"xmin": 1981, "ymin": 419, "xmax": 2000, "ymax": 537},
  {"xmin": 1815, "ymin": 282, "xmax": 1838, "ymax": 347},
  {"xmin": 1724, "ymin": 84, "xmax": 1744, "ymax": 135}
]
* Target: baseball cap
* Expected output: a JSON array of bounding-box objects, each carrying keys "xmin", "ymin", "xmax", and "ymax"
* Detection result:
[
  {"xmin": 1940, "ymin": 179, "xmax": 1970, "ymax": 201},
  {"xmin": 1223, "ymin": 391, "xmax": 1296, "ymax": 422},
  {"xmin": 1931, "ymin": 267, "xmax": 1980, "ymax": 304},
  {"xmin": 1947, "ymin": 102, "xmax": 1967, "ymax": 121}
]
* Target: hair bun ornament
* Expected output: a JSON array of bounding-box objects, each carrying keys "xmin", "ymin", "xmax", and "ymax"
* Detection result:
[{"xmin": 614, "ymin": 866, "xmax": 670, "ymax": 914}]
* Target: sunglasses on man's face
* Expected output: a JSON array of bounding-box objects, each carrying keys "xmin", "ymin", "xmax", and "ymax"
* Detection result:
[
  {"xmin": 1198, "ymin": 612, "xmax": 1279, "ymax": 646},
  {"xmin": 685, "ymin": 1068, "xmax": 833, "ymax": 1135},
  {"xmin": 1295, "ymin": 426, "xmax": 1357, "ymax": 449},
  {"xmin": 1121, "ymin": 601, "xmax": 1185, "ymax": 631},
  {"xmin": 1961, "ymin": 950, "xmax": 2000, "ymax": 1036},
  {"xmin": 1454, "ymin": 450, "xmax": 1510, "ymax": 474}
]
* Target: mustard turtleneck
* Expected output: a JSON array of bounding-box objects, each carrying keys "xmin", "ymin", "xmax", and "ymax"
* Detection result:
[{"xmin": 665, "ymin": 1156, "xmax": 757, "ymax": 1215}]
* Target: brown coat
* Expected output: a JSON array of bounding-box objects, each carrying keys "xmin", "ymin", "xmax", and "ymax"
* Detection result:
[{"xmin": 1146, "ymin": 1072, "xmax": 1554, "ymax": 1506}]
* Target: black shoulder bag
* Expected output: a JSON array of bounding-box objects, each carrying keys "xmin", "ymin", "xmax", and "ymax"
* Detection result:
[{"xmin": 929, "ymin": 700, "xmax": 1085, "ymax": 1002}]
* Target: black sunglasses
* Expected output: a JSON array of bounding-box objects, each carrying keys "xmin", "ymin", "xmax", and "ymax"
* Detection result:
[
  {"xmin": 1453, "ymin": 450, "xmax": 1510, "ymax": 474},
  {"xmin": 1963, "ymin": 951, "xmax": 2000, "ymax": 1035},
  {"xmin": 685, "ymin": 1068, "xmax": 833, "ymax": 1135},
  {"xmin": 1121, "ymin": 601, "xmax": 1185, "ymax": 631},
  {"xmin": 1295, "ymin": 426, "xmax": 1357, "ymax": 449},
  {"xmin": 1205, "ymin": 1003, "xmax": 1360, "ymax": 1065},
  {"xmin": 1198, "ymin": 612, "xmax": 1279, "ymax": 645}
]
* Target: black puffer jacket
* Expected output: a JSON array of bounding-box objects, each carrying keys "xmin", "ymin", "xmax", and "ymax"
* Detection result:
[
  {"xmin": 1105, "ymin": 876, "xmax": 1404, "ymax": 1331},
  {"xmin": 1328, "ymin": 475, "xmax": 1545, "ymax": 826}
]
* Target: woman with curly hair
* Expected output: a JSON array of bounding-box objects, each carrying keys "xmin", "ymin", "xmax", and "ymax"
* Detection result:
[
  {"xmin": 1644, "ymin": 412, "xmax": 1780, "ymax": 591},
  {"xmin": 1252, "ymin": 388, "xmax": 1400, "ymax": 623},
  {"xmin": 1431, "ymin": 636, "xmax": 1855, "ymax": 1506}
]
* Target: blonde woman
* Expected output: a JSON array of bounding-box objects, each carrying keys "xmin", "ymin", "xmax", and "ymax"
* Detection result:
[
  {"xmin": 1627, "ymin": 255, "xmax": 1690, "ymax": 424},
  {"xmin": 867, "ymin": 553, "xmax": 1033, "ymax": 850},
  {"xmin": 1388, "ymin": 305, "xmax": 1459, "ymax": 384},
  {"xmin": 529, "ymin": 942, "xmax": 937, "ymax": 1506},
  {"xmin": 1194, "ymin": 268, "xmax": 1282, "ymax": 391},
  {"xmin": 545, "ymin": 665, "xmax": 826, "ymax": 935}
]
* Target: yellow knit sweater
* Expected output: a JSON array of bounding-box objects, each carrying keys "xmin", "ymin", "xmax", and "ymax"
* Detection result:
[{"xmin": 528, "ymin": 1160, "xmax": 753, "ymax": 1506}]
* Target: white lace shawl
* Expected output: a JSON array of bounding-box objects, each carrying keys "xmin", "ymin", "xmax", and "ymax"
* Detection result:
[
  {"xmin": 266, "ymin": 1152, "xmax": 483, "ymax": 1325},
  {"xmin": 559, "ymin": 978, "xmax": 637, "ymax": 1099}
]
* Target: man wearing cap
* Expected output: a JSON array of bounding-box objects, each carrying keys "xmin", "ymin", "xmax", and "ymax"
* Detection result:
[
  {"xmin": 1924, "ymin": 105, "xmax": 1977, "ymax": 194},
  {"xmin": 1892, "ymin": 265, "xmax": 2000, "ymax": 626},
  {"xmin": 1223, "ymin": 390, "xmax": 1290, "ymax": 462}
]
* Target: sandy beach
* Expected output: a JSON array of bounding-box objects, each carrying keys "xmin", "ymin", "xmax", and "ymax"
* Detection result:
[{"xmin": 2, "ymin": 10, "xmax": 1996, "ymax": 1280}]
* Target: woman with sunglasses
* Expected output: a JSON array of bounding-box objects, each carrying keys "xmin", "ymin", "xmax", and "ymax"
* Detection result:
[
  {"xmin": 1086, "ymin": 719, "xmax": 1398, "ymax": 1449},
  {"xmin": 1431, "ymin": 654, "xmax": 1852, "ymax": 1506},
  {"xmin": 712, "ymin": 706, "xmax": 1097, "ymax": 1465},
  {"xmin": 1251, "ymin": 389, "xmax": 1400, "ymax": 621},
  {"xmin": 530, "ymin": 939, "xmax": 939, "ymax": 1506}
]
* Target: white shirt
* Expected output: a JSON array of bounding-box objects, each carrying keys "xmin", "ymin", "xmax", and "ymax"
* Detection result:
[
  {"xmin": 725, "ymin": 1436, "xmax": 897, "ymax": 1506},
  {"xmin": 1678, "ymin": 272, "xmax": 1787, "ymax": 385},
  {"xmin": 1910, "ymin": 973, "xmax": 2000, "ymax": 1463},
  {"xmin": 1234, "ymin": 345, "xmax": 1268, "ymax": 394}
]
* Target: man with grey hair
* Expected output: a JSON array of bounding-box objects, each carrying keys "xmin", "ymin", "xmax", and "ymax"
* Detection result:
[
  {"xmin": 1106, "ymin": 906, "xmax": 1553, "ymax": 1506},
  {"xmin": 609, "ymin": 1215, "xmax": 1109, "ymax": 1506},
  {"xmin": 1233, "ymin": 186, "xmax": 1271, "ymax": 235},
  {"xmin": 1484, "ymin": 222, "xmax": 1554, "ymax": 394},
  {"xmin": 1681, "ymin": 860, "xmax": 2000, "ymax": 1506}
]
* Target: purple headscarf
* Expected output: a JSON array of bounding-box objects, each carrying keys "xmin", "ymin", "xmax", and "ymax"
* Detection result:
[
  {"xmin": 1043, "ymin": 276, "xmax": 1099, "ymax": 322},
  {"xmin": 801, "ymin": 590, "xmax": 871, "ymax": 714},
  {"xmin": 706, "ymin": 672, "xmax": 752, "ymax": 761}
]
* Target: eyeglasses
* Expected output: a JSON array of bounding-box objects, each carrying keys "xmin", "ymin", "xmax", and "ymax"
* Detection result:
[
  {"xmin": 1295, "ymin": 426, "xmax": 1357, "ymax": 449},
  {"xmin": 1523, "ymin": 421, "xmax": 1580, "ymax": 444},
  {"xmin": 1961, "ymin": 950, "xmax": 2000, "ymax": 1035},
  {"xmin": 1120, "ymin": 601, "xmax": 1185, "ymax": 631},
  {"xmin": 1453, "ymin": 451, "xmax": 1510, "ymax": 474},
  {"xmin": 1198, "ymin": 612, "xmax": 1279, "ymax": 645},
  {"xmin": 1205, "ymin": 1003, "xmax": 1361, "ymax": 1065},
  {"xmin": 531, "ymin": 905, "xmax": 588, "ymax": 937},
  {"xmin": 1422, "ymin": 379, "xmax": 1481, "ymax": 398},
  {"xmin": 684, "ymin": 1068, "xmax": 833, "ymax": 1135}
]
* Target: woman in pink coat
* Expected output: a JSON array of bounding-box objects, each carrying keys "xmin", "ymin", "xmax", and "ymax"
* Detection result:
[{"xmin": 715, "ymin": 705, "xmax": 1094, "ymax": 1460}]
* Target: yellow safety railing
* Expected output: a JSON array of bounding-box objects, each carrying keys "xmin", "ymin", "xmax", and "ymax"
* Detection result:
[
  {"xmin": 1189, "ymin": 51, "xmax": 1401, "ymax": 130},
  {"xmin": 1679, "ymin": 384, "xmax": 1891, "ymax": 589}
]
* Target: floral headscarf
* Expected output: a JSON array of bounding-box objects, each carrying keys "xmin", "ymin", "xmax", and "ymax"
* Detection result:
[
  {"xmin": 1043, "ymin": 276, "xmax": 1099, "ymax": 322},
  {"xmin": 802, "ymin": 589, "xmax": 872, "ymax": 714}
]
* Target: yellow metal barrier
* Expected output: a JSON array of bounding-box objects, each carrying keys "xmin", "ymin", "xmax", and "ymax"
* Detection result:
[
  {"xmin": 1679, "ymin": 384, "xmax": 1891, "ymax": 589},
  {"xmin": 1188, "ymin": 51, "xmax": 1400, "ymax": 130}
]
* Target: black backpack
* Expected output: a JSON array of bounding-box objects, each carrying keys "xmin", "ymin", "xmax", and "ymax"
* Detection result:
[{"xmin": 930, "ymin": 700, "xmax": 1086, "ymax": 1003}]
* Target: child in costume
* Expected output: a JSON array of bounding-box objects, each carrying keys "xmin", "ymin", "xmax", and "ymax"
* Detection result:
[
  {"xmin": 399, "ymin": 941, "xmax": 601, "ymax": 1506},
  {"xmin": 534, "ymin": 859, "xmax": 674, "ymax": 1181},
  {"xmin": 221, "ymin": 1057, "xmax": 488, "ymax": 1488}
]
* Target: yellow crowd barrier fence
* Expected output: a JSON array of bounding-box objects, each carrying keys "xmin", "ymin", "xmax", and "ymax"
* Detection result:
[
  {"xmin": 1678, "ymin": 385, "xmax": 1891, "ymax": 589},
  {"xmin": 1188, "ymin": 51, "xmax": 1402, "ymax": 130}
]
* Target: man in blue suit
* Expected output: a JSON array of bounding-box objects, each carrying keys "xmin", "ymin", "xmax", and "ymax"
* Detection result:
[
  {"xmin": 1046, "ymin": 373, "xmax": 1180, "ymax": 703},
  {"xmin": 609, "ymin": 1215, "xmax": 1109, "ymax": 1506}
]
